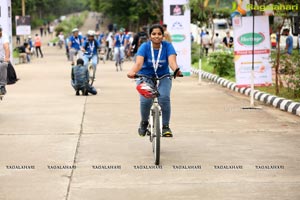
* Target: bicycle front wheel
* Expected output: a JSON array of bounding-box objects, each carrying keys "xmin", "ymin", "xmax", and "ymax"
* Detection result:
[
  {"xmin": 88, "ymin": 63, "xmax": 95, "ymax": 85},
  {"xmin": 152, "ymin": 106, "xmax": 161, "ymax": 165}
]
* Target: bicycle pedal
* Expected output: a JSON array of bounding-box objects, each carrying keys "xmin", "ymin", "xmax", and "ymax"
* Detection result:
[{"xmin": 146, "ymin": 130, "xmax": 151, "ymax": 136}]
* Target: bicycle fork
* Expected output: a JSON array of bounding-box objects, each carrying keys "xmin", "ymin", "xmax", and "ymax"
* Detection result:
[{"xmin": 149, "ymin": 99, "xmax": 162, "ymax": 141}]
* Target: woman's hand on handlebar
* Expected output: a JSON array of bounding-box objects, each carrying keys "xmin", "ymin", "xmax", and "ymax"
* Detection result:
[
  {"xmin": 127, "ymin": 70, "xmax": 136, "ymax": 79},
  {"xmin": 174, "ymin": 68, "xmax": 183, "ymax": 79}
]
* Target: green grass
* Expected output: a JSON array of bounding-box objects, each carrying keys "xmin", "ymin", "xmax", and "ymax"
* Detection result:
[
  {"xmin": 50, "ymin": 37, "xmax": 59, "ymax": 43},
  {"xmin": 193, "ymin": 58, "xmax": 236, "ymax": 82},
  {"xmin": 259, "ymin": 86, "xmax": 300, "ymax": 102},
  {"xmin": 13, "ymin": 50, "xmax": 19, "ymax": 58}
]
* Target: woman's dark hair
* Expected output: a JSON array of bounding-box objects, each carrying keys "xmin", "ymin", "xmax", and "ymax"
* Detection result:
[{"xmin": 149, "ymin": 24, "xmax": 164, "ymax": 36}]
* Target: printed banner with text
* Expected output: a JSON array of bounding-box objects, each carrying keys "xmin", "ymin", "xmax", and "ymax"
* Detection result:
[
  {"xmin": 16, "ymin": 15, "xmax": 31, "ymax": 35},
  {"xmin": 233, "ymin": 16, "xmax": 272, "ymax": 88},
  {"xmin": 163, "ymin": 0, "xmax": 191, "ymax": 76}
]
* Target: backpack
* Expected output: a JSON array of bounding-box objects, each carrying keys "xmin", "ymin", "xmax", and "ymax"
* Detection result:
[
  {"xmin": 7, "ymin": 62, "xmax": 18, "ymax": 85},
  {"xmin": 138, "ymin": 34, "xmax": 148, "ymax": 48}
]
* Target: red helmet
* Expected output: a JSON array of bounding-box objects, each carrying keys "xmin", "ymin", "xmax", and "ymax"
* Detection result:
[{"xmin": 136, "ymin": 82, "xmax": 158, "ymax": 98}]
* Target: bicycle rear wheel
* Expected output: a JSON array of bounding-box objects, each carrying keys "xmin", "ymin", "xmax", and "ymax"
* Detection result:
[{"xmin": 152, "ymin": 106, "xmax": 161, "ymax": 165}]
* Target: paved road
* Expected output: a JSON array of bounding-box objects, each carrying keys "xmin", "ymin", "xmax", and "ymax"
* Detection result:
[{"xmin": 0, "ymin": 13, "xmax": 300, "ymax": 200}]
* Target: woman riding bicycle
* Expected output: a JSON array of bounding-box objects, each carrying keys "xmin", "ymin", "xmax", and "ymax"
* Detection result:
[{"xmin": 127, "ymin": 24, "xmax": 182, "ymax": 137}]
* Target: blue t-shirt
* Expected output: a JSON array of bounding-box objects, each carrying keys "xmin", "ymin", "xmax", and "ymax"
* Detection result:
[
  {"xmin": 69, "ymin": 35, "xmax": 83, "ymax": 50},
  {"xmin": 286, "ymin": 35, "xmax": 293, "ymax": 55},
  {"xmin": 137, "ymin": 41, "xmax": 177, "ymax": 77},
  {"xmin": 114, "ymin": 34, "xmax": 125, "ymax": 47},
  {"xmin": 82, "ymin": 39, "xmax": 100, "ymax": 55},
  {"xmin": 98, "ymin": 33, "xmax": 105, "ymax": 43}
]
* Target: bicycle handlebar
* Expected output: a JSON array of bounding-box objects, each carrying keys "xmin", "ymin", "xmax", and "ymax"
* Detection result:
[{"xmin": 133, "ymin": 68, "xmax": 183, "ymax": 80}]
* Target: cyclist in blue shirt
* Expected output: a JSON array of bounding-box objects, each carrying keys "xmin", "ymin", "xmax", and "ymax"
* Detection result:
[
  {"xmin": 68, "ymin": 28, "xmax": 84, "ymax": 65},
  {"xmin": 127, "ymin": 24, "xmax": 182, "ymax": 137},
  {"xmin": 113, "ymin": 28, "xmax": 126, "ymax": 65},
  {"xmin": 81, "ymin": 30, "xmax": 100, "ymax": 79},
  {"xmin": 97, "ymin": 32, "xmax": 105, "ymax": 44}
]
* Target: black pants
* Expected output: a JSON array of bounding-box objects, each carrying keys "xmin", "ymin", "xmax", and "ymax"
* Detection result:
[
  {"xmin": 35, "ymin": 46, "xmax": 44, "ymax": 58},
  {"xmin": 204, "ymin": 47, "xmax": 209, "ymax": 56}
]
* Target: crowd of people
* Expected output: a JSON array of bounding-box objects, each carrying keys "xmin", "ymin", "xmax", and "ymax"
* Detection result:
[{"xmin": 198, "ymin": 28, "xmax": 300, "ymax": 56}]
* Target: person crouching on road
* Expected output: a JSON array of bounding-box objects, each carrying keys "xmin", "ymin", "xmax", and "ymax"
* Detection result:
[{"xmin": 71, "ymin": 58, "xmax": 97, "ymax": 96}]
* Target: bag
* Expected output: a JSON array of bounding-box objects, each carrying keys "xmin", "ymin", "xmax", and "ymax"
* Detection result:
[
  {"xmin": 7, "ymin": 62, "xmax": 18, "ymax": 85},
  {"xmin": 138, "ymin": 34, "xmax": 148, "ymax": 48}
]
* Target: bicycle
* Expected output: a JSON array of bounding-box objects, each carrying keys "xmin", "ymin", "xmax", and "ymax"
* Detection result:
[
  {"xmin": 86, "ymin": 57, "xmax": 95, "ymax": 86},
  {"xmin": 58, "ymin": 40, "xmax": 64, "ymax": 49},
  {"xmin": 115, "ymin": 47, "xmax": 123, "ymax": 72},
  {"xmin": 134, "ymin": 69, "xmax": 182, "ymax": 165},
  {"xmin": 70, "ymin": 48, "xmax": 83, "ymax": 65},
  {"xmin": 98, "ymin": 46, "xmax": 108, "ymax": 64}
]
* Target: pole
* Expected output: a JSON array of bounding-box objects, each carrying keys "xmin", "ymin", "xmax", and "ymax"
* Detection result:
[
  {"xmin": 22, "ymin": 0, "xmax": 25, "ymax": 16},
  {"xmin": 198, "ymin": 58, "xmax": 202, "ymax": 85},
  {"xmin": 250, "ymin": 1, "xmax": 255, "ymax": 107},
  {"xmin": 242, "ymin": 0, "xmax": 261, "ymax": 110},
  {"xmin": 21, "ymin": 0, "xmax": 26, "ymax": 43}
]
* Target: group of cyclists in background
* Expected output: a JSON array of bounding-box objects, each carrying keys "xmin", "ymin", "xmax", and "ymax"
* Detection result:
[
  {"xmin": 66, "ymin": 25, "xmax": 150, "ymax": 67},
  {"xmin": 66, "ymin": 21, "xmax": 152, "ymax": 96}
]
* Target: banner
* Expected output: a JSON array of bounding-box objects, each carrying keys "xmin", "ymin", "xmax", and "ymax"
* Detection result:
[
  {"xmin": 16, "ymin": 15, "xmax": 31, "ymax": 35},
  {"xmin": 163, "ymin": 0, "xmax": 191, "ymax": 76},
  {"xmin": 0, "ymin": 0, "xmax": 13, "ymax": 63},
  {"xmin": 233, "ymin": 16, "xmax": 272, "ymax": 87}
]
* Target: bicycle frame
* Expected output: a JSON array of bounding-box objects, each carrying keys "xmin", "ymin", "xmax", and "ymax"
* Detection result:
[{"xmin": 86, "ymin": 56, "xmax": 95, "ymax": 85}]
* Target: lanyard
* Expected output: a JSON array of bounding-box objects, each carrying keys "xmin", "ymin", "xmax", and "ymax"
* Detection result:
[
  {"xmin": 150, "ymin": 42, "xmax": 162, "ymax": 77},
  {"xmin": 88, "ymin": 40, "xmax": 95, "ymax": 52},
  {"xmin": 74, "ymin": 37, "xmax": 80, "ymax": 45},
  {"xmin": 119, "ymin": 34, "xmax": 124, "ymax": 45}
]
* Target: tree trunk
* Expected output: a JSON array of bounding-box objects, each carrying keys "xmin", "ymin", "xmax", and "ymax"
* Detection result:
[{"xmin": 275, "ymin": 18, "xmax": 286, "ymax": 95}]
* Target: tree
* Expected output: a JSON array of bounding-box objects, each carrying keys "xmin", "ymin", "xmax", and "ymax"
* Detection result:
[
  {"xmin": 12, "ymin": 0, "xmax": 88, "ymax": 30},
  {"xmin": 87, "ymin": 0, "xmax": 163, "ymax": 31}
]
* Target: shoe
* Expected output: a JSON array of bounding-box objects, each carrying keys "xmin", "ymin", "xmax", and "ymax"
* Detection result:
[
  {"xmin": 162, "ymin": 125, "xmax": 173, "ymax": 137},
  {"xmin": 76, "ymin": 90, "xmax": 80, "ymax": 96},
  {"xmin": 83, "ymin": 89, "xmax": 88, "ymax": 96},
  {"xmin": 138, "ymin": 121, "xmax": 149, "ymax": 137},
  {"xmin": 0, "ymin": 86, "xmax": 7, "ymax": 95}
]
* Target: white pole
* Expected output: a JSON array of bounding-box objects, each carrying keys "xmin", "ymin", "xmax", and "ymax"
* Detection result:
[
  {"xmin": 250, "ymin": 69, "xmax": 255, "ymax": 107},
  {"xmin": 198, "ymin": 58, "xmax": 202, "ymax": 85},
  {"xmin": 250, "ymin": 6, "xmax": 255, "ymax": 107}
]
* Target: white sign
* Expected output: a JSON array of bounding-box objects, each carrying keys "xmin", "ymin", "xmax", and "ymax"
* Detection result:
[
  {"xmin": 0, "ymin": 0, "xmax": 13, "ymax": 63},
  {"xmin": 164, "ymin": 0, "xmax": 191, "ymax": 76},
  {"xmin": 233, "ymin": 16, "xmax": 272, "ymax": 87},
  {"xmin": 16, "ymin": 16, "xmax": 31, "ymax": 35}
]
